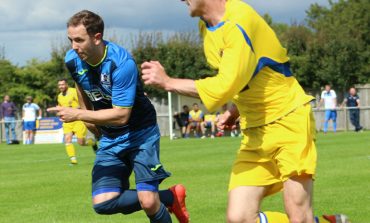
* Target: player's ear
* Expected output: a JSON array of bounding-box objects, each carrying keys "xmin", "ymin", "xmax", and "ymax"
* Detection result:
[{"xmin": 94, "ymin": 32, "xmax": 103, "ymax": 45}]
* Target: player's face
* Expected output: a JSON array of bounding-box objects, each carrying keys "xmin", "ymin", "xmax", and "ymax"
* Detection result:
[
  {"xmin": 193, "ymin": 104, "xmax": 199, "ymax": 111},
  {"xmin": 67, "ymin": 24, "xmax": 101, "ymax": 63},
  {"xmin": 349, "ymin": 88, "xmax": 356, "ymax": 95},
  {"xmin": 58, "ymin": 81, "xmax": 68, "ymax": 93},
  {"xmin": 325, "ymin": 85, "xmax": 331, "ymax": 92},
  {"xmin": 4, "ymin": 95, "xmax": 10, "ymax": 102},
  {"xmin": 181, "ymin": 0, "xmax": 205, "ymax": 17}
]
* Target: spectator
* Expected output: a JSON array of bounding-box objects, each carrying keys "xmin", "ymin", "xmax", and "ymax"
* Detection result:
[
  {"xmin": 1, "ymin": 95, "xmax": 18, "ymax": 144},
  {"xmin": 342, "ymin": 87, "xmax": 363, "ymax": 132},
  {"xmin": 22, "ymin": 96, "xmax": 42, "ymax": 144},
  {"xmin": 185, "ymin": 103, "xmax": 204, "ymax": 138},
  {"xmin": 202, "ymin": 112, "xmax": 217, "ymax": 138},
  {"xmin": 174, "ymin": 105, "xmax": 190, "ymax": 138},
  {"xmin": 320, "ymin": 84, "xmax": 337, "ymax": 133}
]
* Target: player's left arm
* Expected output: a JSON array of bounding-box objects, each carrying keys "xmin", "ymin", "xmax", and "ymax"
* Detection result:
[{"xmin": 356, "ymin": 98, "xmax": 360, "ymax": 107}]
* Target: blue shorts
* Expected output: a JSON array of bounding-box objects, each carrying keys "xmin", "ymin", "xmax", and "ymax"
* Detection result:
[
  {"xmin": 325, "ymin": 110, "xmax": 337, "ymax": 121},
  {"xmin": 92, "ymin": 125, "xmax": 171, "ymax": 197},
  {"xmin": 23, "ymin": 121, "xmax": 36, "ymax": 131}
]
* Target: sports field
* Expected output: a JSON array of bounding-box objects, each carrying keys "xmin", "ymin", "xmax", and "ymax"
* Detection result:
[{"xmin": 0, "ymin": 131, "xmax": 369, "ymax": 223}]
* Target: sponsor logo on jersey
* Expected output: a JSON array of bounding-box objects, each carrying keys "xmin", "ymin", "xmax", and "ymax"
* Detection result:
[{"xmin": 78, "ymin": 69, "xmax": 88, "ymax": 75}]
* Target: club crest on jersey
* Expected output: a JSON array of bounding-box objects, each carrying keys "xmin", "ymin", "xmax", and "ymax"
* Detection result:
[{"xmin": 100, "ymin": 73, "xmax": 111, "ymax": 85}]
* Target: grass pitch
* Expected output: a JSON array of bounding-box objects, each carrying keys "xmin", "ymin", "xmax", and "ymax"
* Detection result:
[{"xmin": 0, "ymin": 131, "xmax": 369, "ymax": 223}]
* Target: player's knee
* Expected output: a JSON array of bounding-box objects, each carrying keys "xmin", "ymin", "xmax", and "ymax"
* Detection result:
[
  {"xmin": 227, "ymin": 210, "xmax": 256, "ymax": 223},
  {"xmin": 287, "ymin": 216, "xmax": 306, "ymax": 223},
  {"xmin": 138, "ymin": 194, "xmax": 157, "ymax": 211},
  {"xmin": 93, "ymin": 197, "xmax": 131, "ymax": 215},
  {"xmin": 93, "ymin": 198, "xmax": 115, "ymax": 215}
]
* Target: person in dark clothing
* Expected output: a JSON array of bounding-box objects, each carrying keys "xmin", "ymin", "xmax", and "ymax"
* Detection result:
[
  {"xmin": 173, "ymin": 105, "xmax": 190, "ymax": 138},
  {"xmin": 342, "ymin": 87, "xmax": 363, "ymax": 132}
]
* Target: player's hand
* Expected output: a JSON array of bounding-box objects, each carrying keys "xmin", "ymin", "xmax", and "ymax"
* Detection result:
[
  {"xmin": 47, "ymin": 106, "xmax": 80, "ymax": 123},
  {"xmin": 217, "ymin": 111, "xmax": 234, "ymax": 130},
  {"xmin": 141, "ymin": 61, "xmax": 170, "ymax": 89}
]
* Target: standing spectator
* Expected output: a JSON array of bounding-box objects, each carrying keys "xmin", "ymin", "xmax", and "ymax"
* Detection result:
[
  {"xmin": 22, "ymin": 96, "xmax": 42, "ymax": 144},
  {"xmin": 320, "ymin": 84, "xmax": 337, "ymax": 133},
  {"xmin": 1, "ymin": 95, "xmax": 18, "ymax": 144},
  {"xmin": 174, "ymin": 105, "xmax": 190, "ymax": 138},
  {"xmin": 342, "ymin": 87, "xmax": 363, "ymax": 132},
  {"xmin": 185, "ymin": 103, "xmax": 204, "ymax": 138}
]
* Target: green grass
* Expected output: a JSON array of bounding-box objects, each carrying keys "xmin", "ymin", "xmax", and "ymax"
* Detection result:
[{"xmin": 0, "ymin": 131, "xmax": 369, "ymax": 223}]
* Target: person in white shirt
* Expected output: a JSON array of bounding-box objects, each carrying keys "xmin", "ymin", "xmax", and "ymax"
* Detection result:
[
  {"xmin": 22, "ymin": 96, "xmax": 42, "ymax": 144},
  {"xmin": 320, "ymin": 84, "xmax": 337, "ymax": 133}
]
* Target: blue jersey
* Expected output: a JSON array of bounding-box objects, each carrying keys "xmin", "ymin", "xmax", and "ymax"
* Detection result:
[{"xmin": 65, "ymin": 41, "xmax": 156, "ymax": 137}]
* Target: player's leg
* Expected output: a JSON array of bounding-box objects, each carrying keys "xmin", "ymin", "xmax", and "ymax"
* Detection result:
[
  {"xmin": 323, "ymin": 110, "xmax": 330, "ymax": 133},
  {"xmin": 210, "ymin": 121, "xmax": 216, "ymax": 138},
  {"xmin": 63, "ymin": 122, "xmax": 77, "ymax": 164},
  {"xmin": 26, "ymin": 130, "xmax": 31, "ymax": 144},
  {"xmin": 74, "ymin": 121, "xmax": 87, "ymax": 146},
  {"xmin": 28, "ymin": 121, "xmax": 36, "ymax": 144},
  {"xmin": 200, "ymin": 122, "xmax": 206, "ymax": 138},
  {"xmin": 4, "ymin": 120, "xmax": 11, "ymax": 144},
  {"xmin": 331, "ymin": 111, "xmax": 337, "ymax": 132},
  {"xmin": 92, "ymin": 126, "xmax": 188, "ymax": 222},
  {"xmin": 10, "ymin": 117, "xmax": 17, "ymax": 142},
  {"xmin": 227, "ymin": 186, "xmax": 266, "ymax": 223},
  {"xmin": 283, "ymin": 175, "xmax": 314, "ymax": 223},
  {"xmin": 184, "ymin": 123, "xmax": 192, "ymax": 138},
  {"xmin": 349, "ymin": 110, "xmax": 356, "ymax": 129},
  {"xmin": 132, "ymin": 125, "xmax": 188, "ymax": 222},
  {"xmin": 74, "ymin": 121, "xmax": 98, "ymax": 152}
]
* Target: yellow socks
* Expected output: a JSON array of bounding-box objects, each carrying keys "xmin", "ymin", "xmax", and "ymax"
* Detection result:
[
  {"xmin": 258, "ymin": 212, "xmax": 331, "ymax": 223},
  {"xmin": 65, "ymin": 143, "xmax": 77, "ymax": 164},
  {"xmin": 258, "ymin": 211, "xmax": 289, "ymax": 223}
]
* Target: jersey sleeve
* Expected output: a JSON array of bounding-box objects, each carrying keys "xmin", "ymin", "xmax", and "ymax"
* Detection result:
[
  {"xmin": 111, "ymin": 59, "xmax": 138, "ymax": 107},
  {"xmin": 321, "ymin": 91, "xmax": 325, "ymax": 99},
  {"xmin": 195, "ymin": 24, "xmax": 257, "ymax": 112}
]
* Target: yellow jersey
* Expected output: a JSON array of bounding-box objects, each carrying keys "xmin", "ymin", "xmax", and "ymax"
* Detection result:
[
  {"xmin": 57, "ymin": 87, "xmax": 80, "ymax": 109},
  {"xmin": 189, "ymin": 110, "xmax": 204, "ymax": 122},
  {"xmin": 195, "ymin": 0, "xmax": 314, "ymax": 129},
  {"xmin": 204, "ymin": 114, "xmax": 217, "ymax": 122}
]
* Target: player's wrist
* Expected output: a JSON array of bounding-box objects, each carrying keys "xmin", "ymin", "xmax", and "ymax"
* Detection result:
[{"xmin": 164, "ymin": 77, "xmax": 174, "ymax": 92}]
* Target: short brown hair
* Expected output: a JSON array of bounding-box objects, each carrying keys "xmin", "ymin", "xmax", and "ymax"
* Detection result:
[{"xmin": 67, "ymin": 10, "xmax": 104, "ymax": 36}]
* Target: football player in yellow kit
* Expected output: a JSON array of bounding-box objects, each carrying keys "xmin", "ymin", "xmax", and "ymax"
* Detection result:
[
  {"xmin": 57, "ymin": 79, "xmax": 97, "ymax": 164},
  {"xmin": 141, "ymin": 0, "xmax": 350, "ymax": 222}
]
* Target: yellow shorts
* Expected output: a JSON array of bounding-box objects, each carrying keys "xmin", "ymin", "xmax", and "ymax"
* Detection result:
[
  {"xmin": 63, "ymin": 121, "xmax": 87, "ymax": 139},
  {"xmin": 229, "ymin": 103, "xmax": 317, "ymax": 196}
]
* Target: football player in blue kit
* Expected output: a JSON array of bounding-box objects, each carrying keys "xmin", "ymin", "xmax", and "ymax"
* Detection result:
[{"xmin": 48, "ymin": 10, "xmax": 189, "ymax": 223}]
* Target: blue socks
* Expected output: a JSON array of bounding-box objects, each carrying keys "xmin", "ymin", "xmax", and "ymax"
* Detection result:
[
  {"xmin": 148, "ymin": 203, "xmax": 172, "ymax": 223},
  {"xmin": 93, "ymin": 189, "xmax": 174, "ymax": 215}
]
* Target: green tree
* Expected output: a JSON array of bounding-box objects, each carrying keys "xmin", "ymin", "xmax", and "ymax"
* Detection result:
[
  {"xmin": 306, "ymin": 0, "xmax": 370, "ymax": 92},
  {"xmin": 131, "ymin": 32, "xmax": 212, "ymax": 98}
]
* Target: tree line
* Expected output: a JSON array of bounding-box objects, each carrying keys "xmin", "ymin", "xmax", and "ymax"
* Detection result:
[{"xmin": 0, "ymin": 0, "xmax": 368, "ymax": 110}]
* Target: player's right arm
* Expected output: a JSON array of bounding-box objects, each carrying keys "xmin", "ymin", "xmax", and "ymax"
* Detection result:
[
  {"xmin": 142, "ymin": 22, "xmax": 256, "ymax": 112},
  {"xmin": 49, "ymin": 59, "xmax": 137, "ymax": 126}
]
